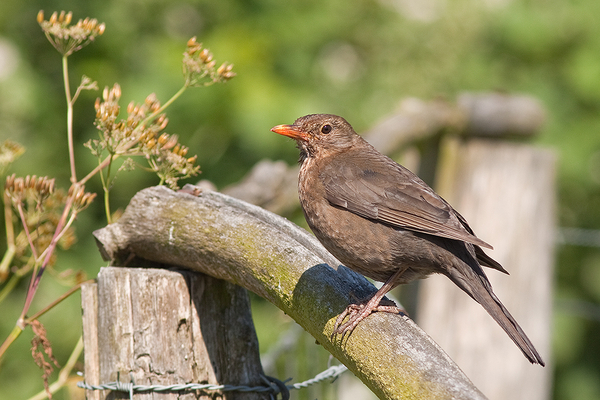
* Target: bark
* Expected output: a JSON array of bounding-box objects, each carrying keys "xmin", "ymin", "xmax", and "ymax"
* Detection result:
[{"xmin": 82, "ymin": 268, "xmax": 268, "ymax": 400}]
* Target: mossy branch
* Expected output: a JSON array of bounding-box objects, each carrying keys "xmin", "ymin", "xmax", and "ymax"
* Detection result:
[{"xmin": 93, "ymin": 185, "xmax": 486, "ymax": 400}]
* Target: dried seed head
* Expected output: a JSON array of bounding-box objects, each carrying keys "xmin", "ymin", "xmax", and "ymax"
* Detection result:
[
  {"xmin": 145, "ymin": 93, "xmax": 158, "ymax": 107},
  {"xmin": 1, "ymin": 140, "xmax": 26, "ymax": 175},
  {"xmin": 86, "ymin": 18, "xmax": 98, "ymax": 31},
  {"xmin": 164, "ymin": 136, "xmax": 178, "ymax": 150},
  {"xmin": 112, "ymin": 83, "xmax": 121, "ymax": 99},
  {"xmin": 38, "ymin": 10, "xmax": 106, "ymax": 56},
  {"xmin": 199, "ymin": 48, "xmax": 210, "ymax": 62},
  {"xmin": 217, "ymin": 63, "xmax": 236, "ymax": 80},
  {"xmin": 5, "ymin": 173, "xmax": 15, "ymax": 189},
  {"xmin": 76, "ymin": 192, "xmax": 96, "ymax": 210},
  {"xmin": 25, "ymin": 175, "xmax": 34, "ymax": 188},
  {"xmin": 181, "ymin": 38, "xmax": 235, "ymax": 87},
  {"xmin": 159, "ymin": 117, "xmax": 169, "ymax": 130},
  {"xmin": 68, "ymin": 184, "xmax": 96, "ymax": 212},
  {"xmin": 157, "ymin": 133, "xmax": 169, "ymax": 145}
]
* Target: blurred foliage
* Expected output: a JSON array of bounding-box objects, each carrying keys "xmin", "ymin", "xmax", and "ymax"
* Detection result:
[{"xmin": 1, "ymin": 0, "xmax": 600, "ymax": 399}]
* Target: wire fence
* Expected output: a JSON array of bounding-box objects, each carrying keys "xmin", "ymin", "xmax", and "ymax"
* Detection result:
[{"xmin": 78, "ymin": 364, "xmax": 349, "ymax": 400}]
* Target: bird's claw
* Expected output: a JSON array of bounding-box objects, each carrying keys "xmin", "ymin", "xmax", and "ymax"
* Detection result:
[{"xmin": 332, "ymin": 300, "xmax": 406, "ymax": 339}]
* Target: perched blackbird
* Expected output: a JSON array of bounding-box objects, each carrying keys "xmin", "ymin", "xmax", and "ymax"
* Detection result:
[{"xmin": 271, "ymin": 113, "xmax": 544, "ymax": 366}]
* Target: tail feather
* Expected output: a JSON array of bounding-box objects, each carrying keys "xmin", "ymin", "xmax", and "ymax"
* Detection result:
[
  {"xmin": 474, "ymin": 245, "xmax": 509, "ymax": 275},
  {"xmin": 446, "ymin": 261, "xmax": 545, "ymax": 366}
]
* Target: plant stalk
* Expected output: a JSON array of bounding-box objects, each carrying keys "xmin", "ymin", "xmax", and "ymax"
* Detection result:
[{"xmin": 63, "ymin": 55, "xmax": 77, "ymax": 183}]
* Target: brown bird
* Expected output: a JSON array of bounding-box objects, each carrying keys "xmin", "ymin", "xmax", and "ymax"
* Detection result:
[{"xmin": 271, "ymin": 113, "xmax": 545, "ymax": 366}]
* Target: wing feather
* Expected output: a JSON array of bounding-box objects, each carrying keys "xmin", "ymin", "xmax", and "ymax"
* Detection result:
[{"xmin": 320, "ymin": 152, "xmax": 493, "ymax": 249}]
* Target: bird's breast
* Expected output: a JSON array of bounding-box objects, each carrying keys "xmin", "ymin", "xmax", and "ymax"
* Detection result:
[{"xmin": 298, "ymin": 160, "xmax": 400, "ymax": 281}]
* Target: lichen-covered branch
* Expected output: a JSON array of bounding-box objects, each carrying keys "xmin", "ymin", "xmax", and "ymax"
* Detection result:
[{"xmin": 93, "ymin": 185, "xmax": 486, "ymax": 400}]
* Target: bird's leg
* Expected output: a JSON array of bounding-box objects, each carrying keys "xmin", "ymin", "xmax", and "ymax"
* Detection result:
[{"xmin": 333, "ymin": 266, "xmax": 409, "ymax": 338}]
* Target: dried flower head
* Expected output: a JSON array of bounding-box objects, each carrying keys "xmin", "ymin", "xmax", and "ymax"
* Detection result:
[
  {"xmin": 0, "ymin": 140, "xmax": 25, "ymax": 175},
  {"xmin": 142, "ymin": 132, "xmax": 201, "ymax": 189},
  {"xmin": 88, "ymin": 85, "xmax": 169, "ymax": 158},
  {"xmin": 68, "ymin": 184, "xmax": 97, "ymax": 213},
  {"xmin": 183, "ymin": 37, "xmax": 236, "ymax": 87},
  {"xmin": 37, "ymin": 10, "xmax": 105, "ymax": 56},
  {"xmin": 4, "ymin": 175, "xmax": 75, "ymax": 270},
  {"xmin": 5, "ymin": 174, "xmax": 55, "ymax": 207},
  {"xmin": 86, "ymin": 86, "xmax": 200, "ymax": 189}
]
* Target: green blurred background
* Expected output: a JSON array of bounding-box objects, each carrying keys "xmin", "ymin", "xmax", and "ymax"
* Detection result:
[{"xmin": 1, "ymin": 0, "xmax": 600, "ymax": 399}]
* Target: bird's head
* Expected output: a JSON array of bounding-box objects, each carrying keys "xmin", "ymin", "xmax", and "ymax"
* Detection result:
[{"xmin": 271, "ymin": 114, "xmax": 359, "ymax": 160}]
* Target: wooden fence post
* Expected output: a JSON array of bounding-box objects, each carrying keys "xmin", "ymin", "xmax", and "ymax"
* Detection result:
[
  {"xmin": 81, "ymin": 267, "xmax": 269, "ymax": 400},
  {"xmin": 417, "ymin": 136, "xmax": 555, "ymax": 400}
]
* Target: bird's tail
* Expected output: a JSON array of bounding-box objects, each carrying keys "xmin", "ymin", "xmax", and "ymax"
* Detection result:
[{"xmin": 446, "ymin": 261, "xmax": 545, "ymax": 366}]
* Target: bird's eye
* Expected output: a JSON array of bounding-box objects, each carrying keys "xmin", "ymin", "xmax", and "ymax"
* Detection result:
[{"xmin": 321, "ymin": 124, "xmax": 332, "ymax": 134}]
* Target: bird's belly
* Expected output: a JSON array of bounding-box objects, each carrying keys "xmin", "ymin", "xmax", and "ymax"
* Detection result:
[{"xmin": 301, "ymin": 199, "xmax": 438, "ymax": 283}]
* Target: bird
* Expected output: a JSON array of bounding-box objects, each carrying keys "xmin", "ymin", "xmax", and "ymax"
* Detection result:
[{"xmin": 271, "ymin": 113, "xmax": 545, "ymax": 366}]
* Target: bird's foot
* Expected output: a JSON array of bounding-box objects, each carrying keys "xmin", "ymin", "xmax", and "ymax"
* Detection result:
[{"xmin": 332, "ymin": 298, "xmax": 406, "ymax": 339}]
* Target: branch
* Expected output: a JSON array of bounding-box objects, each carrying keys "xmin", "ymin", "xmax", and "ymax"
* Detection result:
[{"xmin": 93, "ymin": 185, "xmax": 486, "ymax": 400}]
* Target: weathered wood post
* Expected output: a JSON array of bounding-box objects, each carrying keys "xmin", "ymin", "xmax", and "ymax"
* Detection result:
[
  {"xmin": 81, "ymin": 267, "xmax": 269, "ymax": 400},
  {"xmin": 417, "ymin": 93, "xmax": 554, "ymax": 400}
]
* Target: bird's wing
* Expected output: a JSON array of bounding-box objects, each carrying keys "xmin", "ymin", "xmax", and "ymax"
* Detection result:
[{"xmin": 320, "ymin": 152, "xmax": 494, "ymax": 249}]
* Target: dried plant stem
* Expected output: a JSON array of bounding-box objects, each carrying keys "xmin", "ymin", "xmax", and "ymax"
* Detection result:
[
  {"xmin": 0, "ymin": 193, "xmax": 16, "ymax": 280},
  {"xmin": 0, "ymin": 240, "xmax": 15, "ymax": 283},
  {"xmin": 0, "ymin": 275, "xmax": 91, "ymax": 359},
  {"xmin": 31, "ymin": 208, "xmax": 78, "ymax": 280},
  {"xmin": 0, "ymin": 325, "xmax": 22, "ymax": 357},
  {"xmin": 27, "ymin": 336, "xmax": 84, "ymax": 400},
  {"xmin": 63, "ymin": 55, "xmax": 77, "ymax": 184},
  {"xmin": 1, "ymin": 24, "xmax": 214, "ymax": 365},
  {"xmin": 27, "ymin": 280, "xmax": 95, "ymax": 323},
  {"xmin": 0, "ymin": 209, "xmax": 77, "ymax": 359},
  {"xmin": 16, "ymin": 202, "xmax": 39, "ymax": 260},
  {"xmin": 79, "ymin": 155, "xmax": 112, "ymax": 186},
  {"xmin": 20, "ymin": 195, "xmax": 75, "ymax": 327},
  {"xmin": 152, "ymin": 83, "xmax": 187, "ymax": 118},
  {"xmin": 99, "ymin": 154, "xmax": 114, "ymax": 223},
  {"xmin": 0, "ymin": 274, "xmax": 19, "ymax": 304}
]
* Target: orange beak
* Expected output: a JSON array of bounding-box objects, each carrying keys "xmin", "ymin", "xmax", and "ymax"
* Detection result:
[{"xmin": 271, "ymin": 124, "xmax": 309, "ymax": 141}]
